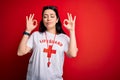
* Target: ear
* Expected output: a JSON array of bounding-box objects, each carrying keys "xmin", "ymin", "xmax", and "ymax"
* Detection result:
[{"xmin": 56, "ymin": 18, "xmax": 59, "ymax": 23}]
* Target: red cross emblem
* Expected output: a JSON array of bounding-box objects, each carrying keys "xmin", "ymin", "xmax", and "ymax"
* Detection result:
[{"xmin": 43, "ymin": 45, "xmax": 56, "ymax": 67}]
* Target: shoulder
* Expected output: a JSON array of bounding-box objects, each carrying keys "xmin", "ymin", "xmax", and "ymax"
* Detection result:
[
  {"xmin": 31, "ymin": 31, "xmax": 39, "ymax": 35},
  {"xmin": 31, "ymin": 31, "xmax": 44, "ymax": 36},
  {"xmin": 58, "ymin": 33, "xmax": 70, "ymax": 41}
]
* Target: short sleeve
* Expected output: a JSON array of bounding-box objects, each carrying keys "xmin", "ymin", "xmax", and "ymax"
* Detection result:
[
  {"xmin": 64, "ymin": 35, "xmax": 70, "ymax": 53},
  {"xmin": 27, "ymin": 32, "xmax": 34, "ymax": 49}
]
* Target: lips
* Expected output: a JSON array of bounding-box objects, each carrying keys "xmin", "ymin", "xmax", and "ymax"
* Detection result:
[{"xmin": 46, "ymin": 22, "xmax": 52, "ymax": 25}]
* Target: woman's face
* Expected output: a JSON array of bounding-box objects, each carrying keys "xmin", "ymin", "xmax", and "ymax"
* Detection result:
[{"xmin": 43, "ymin": 9, "xmax": 58, "ymax": 30}]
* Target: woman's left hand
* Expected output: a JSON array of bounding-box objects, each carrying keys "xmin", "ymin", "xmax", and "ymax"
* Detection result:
[{"xmin": 63, "ymin": 13, "xmax": 76, "ymax": 31}]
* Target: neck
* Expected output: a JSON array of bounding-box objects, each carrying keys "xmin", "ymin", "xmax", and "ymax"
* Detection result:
[{"xmin": 46, "ymin": 28, "xmax": 56, "ymax": 34}]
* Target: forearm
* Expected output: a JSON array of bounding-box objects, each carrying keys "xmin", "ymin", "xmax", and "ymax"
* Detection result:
[
  {"xmin": 67, "ymin": 30, "xmax": 78, "ymax": 57},
  {"xmin": 17, "ymin": 14, "xmax": 37, "ymax": 56},
  {"xmin": 17, "ymin": 33, "xmax": 30, "ymax": 56}
]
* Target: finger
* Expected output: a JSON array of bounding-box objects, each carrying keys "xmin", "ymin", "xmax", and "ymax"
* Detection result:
[
  {"xmin": 33, "ymin": 19, "xmax": 38, "ymax": 26},
  {"xmin": 31, "ymin": 14, "xmax": 35, "ymax": 20},
  {"xmin": 63, "ymin": 19, "xmax": 69, "ymax": 27},
  {"xmin": 67, "ymin": 13, "xmax": 70, "ymax": 20},
  {"xmin": 63, "ymin": 19, "xmax": 69, "ymax": 24},
  {"xmin": 73, "ymin": 16, "xmax": 76, "ymax": 23},
  {"xmin": 26, "ymin": 16, "xmax": 28, "ymax": 22},
  {"xmin": 29, "ymin": 14, "xmax": 32, "ymax": 20},
  {"xmin": 69, "ymin": 13, "xmax": 73, "ymax": 22}
]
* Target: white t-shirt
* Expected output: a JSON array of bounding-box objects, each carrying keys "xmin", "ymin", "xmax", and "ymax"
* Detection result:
[{"xmin": 26, "ymin": 31, "xmax": 70, "ymax": 80}]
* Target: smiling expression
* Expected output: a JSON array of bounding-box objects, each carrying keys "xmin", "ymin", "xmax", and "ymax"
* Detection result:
[{"xmin": 43, "ymin": 9, "xmax": 59, "ymax": 30}]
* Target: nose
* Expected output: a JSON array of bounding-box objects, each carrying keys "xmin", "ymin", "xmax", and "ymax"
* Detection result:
[{"xmin": 47, "ymin": 16, "xmax": 51, "ymax": 21}]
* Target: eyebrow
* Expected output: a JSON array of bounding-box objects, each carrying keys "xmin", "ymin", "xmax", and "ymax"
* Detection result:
[{"xmin": 43, "ymin": 13, "xmax": 55, "ymax": 16}]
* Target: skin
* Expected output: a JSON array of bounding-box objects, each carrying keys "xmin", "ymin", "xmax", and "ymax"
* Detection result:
[
  {"xmin": 17, "ymin": 9, "xmax": 78, "ymax": 57},
  {"xmin": 43, "ymin": 9, "xmax": 58, "ymax": 34}
]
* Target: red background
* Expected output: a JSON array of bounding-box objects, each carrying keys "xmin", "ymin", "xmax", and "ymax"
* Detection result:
[{"xmin": 1, "ymin": 0, "xmax": 120, "ymax": 80}]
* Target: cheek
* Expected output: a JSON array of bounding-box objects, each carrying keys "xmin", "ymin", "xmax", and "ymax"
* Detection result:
[
  {"xmin": 43, "ymin": 19, "xmax": 47, "ymax": 24},
  {"xmin": 43, "ymin": 19, "xmax": 46, "ymax": 22}
]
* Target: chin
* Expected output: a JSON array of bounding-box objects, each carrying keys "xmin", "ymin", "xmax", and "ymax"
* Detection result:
[{"xmin": 46, "ymin": 25, "xmax": 55, "ymax": 29}]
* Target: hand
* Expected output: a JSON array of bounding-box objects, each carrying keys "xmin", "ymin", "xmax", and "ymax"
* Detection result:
[
  {"xmin": 63, "ymin": 13, "xmax": 76, "ymax": 31},
  {"xmin": 26, "ymin": 14, "xmax": 38, "ymax": 33}
]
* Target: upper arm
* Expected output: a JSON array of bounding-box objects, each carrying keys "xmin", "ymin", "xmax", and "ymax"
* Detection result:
[{"xmin": 63, "ymin": 35, "xmax": 70, "ymax": 56}]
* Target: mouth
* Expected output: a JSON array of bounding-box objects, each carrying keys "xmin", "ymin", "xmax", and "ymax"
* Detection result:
[{"xmin": 46, "ymin": 22, "xmax": 52, "ymax": 25}]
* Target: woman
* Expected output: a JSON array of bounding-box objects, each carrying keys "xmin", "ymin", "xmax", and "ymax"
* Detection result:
[{"xmin": 17, "ymin": 6, "xmax": 78, "ymax": 80}]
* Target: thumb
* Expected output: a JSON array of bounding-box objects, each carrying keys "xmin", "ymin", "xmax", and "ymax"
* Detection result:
[
  {"xmin": 33, "ymin": 19, "xmax": 38, "ymax": 27},
  {"xmin": 63, "ymin": 19, "xmax": 69, "ymax": 27}
]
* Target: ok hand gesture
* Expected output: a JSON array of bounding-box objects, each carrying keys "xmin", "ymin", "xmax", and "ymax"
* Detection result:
[
  {"xmin": 63, "ymin": 13, "xmax": 76, "ymax": 32},
  {"xmin": 26, "ymin": 14, "xmax": 38, "ymax": 33}
]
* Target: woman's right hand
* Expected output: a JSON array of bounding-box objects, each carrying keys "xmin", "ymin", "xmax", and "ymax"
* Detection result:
[{"xmin": 26, "ymin": 14, "xmax": 38, "ymax": 33}]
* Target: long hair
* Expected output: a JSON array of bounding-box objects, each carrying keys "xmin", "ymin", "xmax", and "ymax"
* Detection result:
[{"xmin": 39, "ymin": 6, "xmax": 65, "ymax": 34}]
